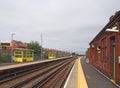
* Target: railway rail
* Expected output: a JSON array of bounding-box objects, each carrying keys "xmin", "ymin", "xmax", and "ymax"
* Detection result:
[{"xmin": 0, "ymin": 57, "xmax": 76, "ymax": 88}]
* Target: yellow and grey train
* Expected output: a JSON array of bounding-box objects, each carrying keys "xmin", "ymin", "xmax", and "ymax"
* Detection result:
[
  {"xmin": 48, "ymin": 54, "xmax": 56, "ymax": 59},
  {"xmin": 13, "ymin": 48, "xmax": 34, "ymax": 62}
]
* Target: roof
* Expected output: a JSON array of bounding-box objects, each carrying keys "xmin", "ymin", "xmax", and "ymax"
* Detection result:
[
  {"xmin": 13, "ymin": 48, "xmax": 34, "ymax": 51},
  {"xmin": 90, "ymin": 11, "xmax": 120, "ymax": 45}
]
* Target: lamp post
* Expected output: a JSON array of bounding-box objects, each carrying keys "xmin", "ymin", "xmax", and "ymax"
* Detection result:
[
  {"xmin": 40, "ymin": 34, "xmax": 43, "ymax": 60},
  {"xmin": 11, "ymin": 33, "xmax": 15, "ymax": 62}
]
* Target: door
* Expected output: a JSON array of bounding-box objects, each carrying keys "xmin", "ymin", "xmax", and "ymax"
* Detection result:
[{"xmin": 110, "ymin": 36, "xmax": 116, "ymax": 81}]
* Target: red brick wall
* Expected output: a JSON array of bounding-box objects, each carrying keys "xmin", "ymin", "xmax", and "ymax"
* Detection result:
[
  {"xmin": 88, "ymin": 12, "xmax": 120, "ymax": 84},
  {"xmin": 116, "ymin": 22, "xmax": 120, "ymax": 84}
]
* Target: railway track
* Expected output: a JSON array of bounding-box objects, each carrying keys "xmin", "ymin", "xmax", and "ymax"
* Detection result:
[
  {"xmin": 41, "ymin": 60, "xmax": 74, "ymax": 88},
  {"xmin": 0, "ymin": 57, "xmax": 76, "ymax": 88},
  {"xmin": 0, "ymin": 60, "xmax": 59, "ymax": 83}
]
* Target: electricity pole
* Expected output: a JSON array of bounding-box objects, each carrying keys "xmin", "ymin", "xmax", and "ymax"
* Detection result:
[
  {"xmin": 11, "ymin": 33, "xmax": 15, "ymax": 62},
  {"xmin": 41, "ymin": 34, "xmax": 43, "ymax": 60}
]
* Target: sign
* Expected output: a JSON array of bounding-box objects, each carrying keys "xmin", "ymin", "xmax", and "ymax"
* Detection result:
[{"xmin": 118, "ymin": 56, "xmax": 120, "ymax": 64}]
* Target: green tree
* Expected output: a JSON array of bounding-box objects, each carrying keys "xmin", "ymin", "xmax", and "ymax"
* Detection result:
[
  {"xmin": 72, "ymin": 52, "xmax": 76, "ymax": 56},
  {"xmin": 27, "ymin": 41, "xmax": 41, "ymax": 55}
]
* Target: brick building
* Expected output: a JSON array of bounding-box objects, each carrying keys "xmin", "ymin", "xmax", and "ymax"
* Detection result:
[
  {"xmin": 43, "ymin": 48, "xmax": 71, "ymax": 58},
  {"xmin": 0, "ymin": 40, "xmax": 27, "ymax": 52},
  {"xmin": 88, "ymin": 11, "xmax": 120, "ymax": 85}
]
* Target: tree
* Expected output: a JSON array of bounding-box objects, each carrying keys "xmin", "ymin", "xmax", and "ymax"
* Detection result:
[
  {"xmin": 71, "ymin": 52, "xmax": 76, "ymax": 56},
  {"xmin": 27, "ymin": 41, "xmax": 41, "ymax": 54}
]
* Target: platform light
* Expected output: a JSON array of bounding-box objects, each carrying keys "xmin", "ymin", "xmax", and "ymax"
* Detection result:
[
  {"xmin": 106, "ymin": 26, "xmax": 119, "ymax": 33},
  {"xmin": 91, "ymin": 44, "xmax": 94, "ymax": 48}
]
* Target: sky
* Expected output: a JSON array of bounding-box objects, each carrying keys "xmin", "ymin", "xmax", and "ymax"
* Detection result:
[{"xmin": 0, "ymin": 0, "xmax": 120, "ymax": 54}]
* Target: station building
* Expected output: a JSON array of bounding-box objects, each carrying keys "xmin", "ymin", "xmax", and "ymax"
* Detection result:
[{"xmin": 88, "ymin": 11, "xmax": 120, "ymax": 85}]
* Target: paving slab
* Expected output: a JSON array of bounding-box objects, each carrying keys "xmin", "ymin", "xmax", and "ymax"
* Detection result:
[{"xmin": 81, "ymin": 58, "xmax": 118, "ymax": 88}]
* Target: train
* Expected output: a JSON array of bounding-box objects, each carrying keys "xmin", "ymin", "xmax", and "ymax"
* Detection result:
[
  {"xmin": 48, "ymin": 54, "xmax": 56, "ymax": 59},
  {"xmin": 13, "ymin": 48, "xmax": 34, "ymax": 62},
  {"xmin": 13, "ymin": 48, "xmax": 71, "ymax": 62}
]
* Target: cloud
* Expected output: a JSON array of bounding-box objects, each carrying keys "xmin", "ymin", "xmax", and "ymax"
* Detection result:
[{"xmin": 0, "ymin": 0, "xmax": 120, "ymax": 53}]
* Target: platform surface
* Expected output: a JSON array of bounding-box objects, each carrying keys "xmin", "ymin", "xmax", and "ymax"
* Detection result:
[
  {"xmin": 0, "ymin": 57, "xmax": 71, "ymax": 70},
  {"xmin": 65, "ymin": 57, "xmax": 119, "ymax": 88},
  {"xmin": 81, "ymin": 58, "xmax": 118, "ymax": 88},
  {"xmin": 65, "ymin": 58, "xmax": 88, "ymax": 88},
  {"xmin": 65, "ymin": 59, "xmax": 78, "ymax": 88}
]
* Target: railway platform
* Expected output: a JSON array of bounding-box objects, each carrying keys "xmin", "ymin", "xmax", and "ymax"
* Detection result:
[
  {"xmin": 65, "ymin": 58, "xmax": 88, "ymax": 88},
  {"xmin": 65, "ymin": 57, "xmax": 119, "ymax": 88},
  {"xmin": 0, "ymin": 57, "xmax": 119, "ymax": 88}
]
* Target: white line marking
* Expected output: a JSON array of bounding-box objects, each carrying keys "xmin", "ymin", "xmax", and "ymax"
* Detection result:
[{"xmin": 63, "ymin": 60, "xmax": 76, "ymax": 88}]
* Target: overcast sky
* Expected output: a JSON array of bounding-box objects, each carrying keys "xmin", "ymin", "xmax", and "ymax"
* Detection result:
[{"xmin": 0, "ymin": 0, "xmax": 120, "ymax": 54}]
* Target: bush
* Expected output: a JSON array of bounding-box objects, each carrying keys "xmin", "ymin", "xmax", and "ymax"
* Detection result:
[{"xmin": 0, "ymin": 54, "xmax": 11, "ymax": 62}]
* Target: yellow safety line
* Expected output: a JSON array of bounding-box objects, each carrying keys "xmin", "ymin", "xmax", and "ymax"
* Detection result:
[
  {"xmin": 113, "ymin": 47, "xmax": 116, "ymax": 83},
  {"xmin": 78, "ymin": 58, "xmax": 88, "ymax": 88},
  {"xmin": 78, "ymin": 59, "xmax": 80, "ymax": 88},
  {"xmin": 110, "ymin": 47, "xmax": 116, "ymax": 84}
]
